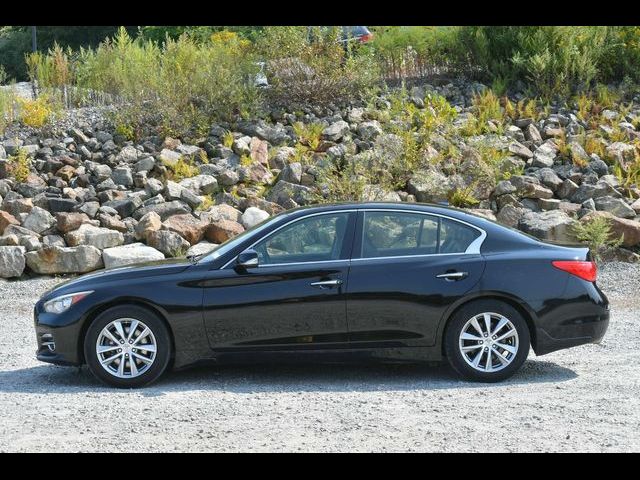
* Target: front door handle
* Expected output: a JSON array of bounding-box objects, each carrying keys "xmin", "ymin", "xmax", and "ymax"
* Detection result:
[
  {"xmin": 310, "ymin": 279, "xmax": 343, "ymax": 289},
  {"xmin": 436, "ymin": 271, "xmax": 468, "ymax": 281}
]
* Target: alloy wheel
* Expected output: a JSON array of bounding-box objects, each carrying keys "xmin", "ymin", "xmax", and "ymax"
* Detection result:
[{"xmin": 458, "ymin": 312, "xmax": 519, "ymax": 373}]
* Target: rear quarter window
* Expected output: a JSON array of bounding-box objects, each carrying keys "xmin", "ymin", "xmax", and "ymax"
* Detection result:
[{"xmin": 439, "ymin": 218, "xmax": 481, "ymax": 253}]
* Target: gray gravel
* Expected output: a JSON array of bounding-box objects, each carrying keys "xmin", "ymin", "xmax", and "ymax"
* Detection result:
[{"xmin": 0, "ymin": 263, "xmax": 639, "ymax": 452}]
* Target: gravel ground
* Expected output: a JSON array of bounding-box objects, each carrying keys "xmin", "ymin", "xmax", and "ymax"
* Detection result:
[{"xmin": 0, "ymin": 263, "xmax": 638, "ymax": 452}]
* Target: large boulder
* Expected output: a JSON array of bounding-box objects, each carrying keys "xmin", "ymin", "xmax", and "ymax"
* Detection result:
[
  {"xmin": 132, "ymin": 200, "xmax": 191, "ymax": 221},
  {"xmin": 0, "ymin": 246, "xmax": 26, "ymax": 278},
  {"xmin": 162, "ymin": 214, "xmax": 207, "ymax": 245},
  {"xmin": 134, "ymin": 211, "xmax": 162, "ymax": 241},
  {"xmin": 56, "ymin": 212, "xmax": 92, "ymax": 234},
  {"xmin": 407, "ymin": 170, "xmax": 451, "ymax": 203},
  {"xmin": 65, "ymin": 224, "xmax": 124, "ymax": 250},
  {"xmin": 146, "ymin": 230, "xmax": 190, "ymax": 257},
  {"xmin": 25, "ymin": 245, "xmax": 103, "ymax": 274},
  {"xmin": 594, "ymin": 196, "xmax": 636, "ymax": 219},
  {"xmin": 266, "ymin": 180, "xmax": 314, "ymax": 207},
  {"xmin": 186, "ymin": 241, "xmax": 219, "ymax": 257},
  {"xmin": 241, "ymin": 207, "xmax": 270, "ymax": 229},
  {"xmin": 21, "ymin": 206, "xmax": 56, "ymax": 234},
  {"xmin": 322, "ymin": 120, "xmax": 350, "ymax": 142},
  {"xmin": 518, "ymin": 210, "xmax": 577, "ymax": 242},
  {"xmin": 205, "ymin": 219, "xmax": 245, "ymax": 243},
  {"xmin": 102, "ymin": 243, "xmax": 165, "ymax": 269}
]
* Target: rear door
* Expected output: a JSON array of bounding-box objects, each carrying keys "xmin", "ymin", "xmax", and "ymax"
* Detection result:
[{"xmin": 345, "ymin": 209, "xmax": 486, "ymax": 347}]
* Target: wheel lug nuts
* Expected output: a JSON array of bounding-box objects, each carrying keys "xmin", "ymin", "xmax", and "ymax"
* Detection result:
[
  {"xmin": 118, "ymin": 348, "xmax": 122, "ymax": 353},
  {"xmin": 484, "ymin": 347, "xmax": 489, "ymax": 352},
  {"xmin": 119, "ymin": 340, "xmax": 124, "ymax": 344},
  {"xmin": 492, "ymin": 336, "xmax": 496, "ymax": 340},
  {"xmin": 478, "ymin": 340, "xmax": 483, "ymax": 345},
  {"xmin": 129, "ymin": 340, "xmax": 133, "ymax": 344}
]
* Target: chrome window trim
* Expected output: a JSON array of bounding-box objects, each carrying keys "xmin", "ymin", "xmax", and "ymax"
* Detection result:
[
  {"xmin": 220, "ymin": 207, "xmax": 486, "ymax": 269},
  {"xmin": 221, "ymin": 210, "xmax": 357, "ymax": 269}
]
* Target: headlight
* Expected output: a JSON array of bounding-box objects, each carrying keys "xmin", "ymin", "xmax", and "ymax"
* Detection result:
[{"xmin": 43, "ymin": 291, "xmax": 94, "ymax": 314}]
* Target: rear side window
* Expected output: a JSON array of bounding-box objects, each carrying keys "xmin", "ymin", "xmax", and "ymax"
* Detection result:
[
  {"xmin": 439, "ymin": 218, "xmax": 481, "ymax": 254},
  {"xmin": 360, "ymin": 212, "xmax": 481, "ymax": 258}
]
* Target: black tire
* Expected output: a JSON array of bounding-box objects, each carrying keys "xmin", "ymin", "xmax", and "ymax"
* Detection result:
[
  {"xmin": 84, "ymin": 305, "xmax": 171, "ymax": 388},
  {"xmin": 444, "ymin": 299, "xmax": 530, "ymax": 382}
]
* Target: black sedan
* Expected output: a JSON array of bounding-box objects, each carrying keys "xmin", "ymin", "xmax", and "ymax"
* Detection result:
[{"xmin": 34, "ymin": 202, "xmax": 610, "ymax": 388}]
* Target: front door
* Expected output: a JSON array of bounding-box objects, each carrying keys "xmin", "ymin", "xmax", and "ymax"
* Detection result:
[{"xmin": 202, "ymin": 211, "xmax": 356, "ymax": 350}]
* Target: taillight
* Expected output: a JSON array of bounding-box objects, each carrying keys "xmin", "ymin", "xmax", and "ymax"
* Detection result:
[
  {"xmin": 552, "ymin": 260, "xmax": 597, "ymax": 282},
  {"xmin": 359, "ymin": 33, "xmax": 373, "ymax": 43}
]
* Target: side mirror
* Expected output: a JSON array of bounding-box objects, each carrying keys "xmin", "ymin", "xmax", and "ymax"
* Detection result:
[{"xmin": 236, "ymin": 249, "xmax": 259, "ymax": 269}]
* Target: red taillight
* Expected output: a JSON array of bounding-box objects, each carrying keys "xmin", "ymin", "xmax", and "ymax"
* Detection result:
[
  {"xmin": 359, "ymin": 33, "xmax": 373, "ymax": 43},
  {"xmin": 552, "ymin": 260, "xmax": 597, "ymax": 282}
]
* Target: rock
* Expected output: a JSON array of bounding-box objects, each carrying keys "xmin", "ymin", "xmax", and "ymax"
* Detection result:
[
  {"xmin": 407, "ymin": 170, "xmax": 451, "ymax": 203},
  {"xmin": 111, "ymin": 166, "xmax": 134, "ymax": 187},
  {"xmin": 218, "ymin": 169, "xmax": 240, "ymax": 186},
  {"xmin": 103, "ymin": 196, "xmax": 143, "ymax": 219},
  {"xmin": 0, "ymin": 234, "xmax": 19, "ymax": 246},
  {"xmin": 508, "ymin": 141, "xmax": 533, "ymax": 159},
  {"xmin": 357, "ymin": 121, "xmax": 383, "ymax": 141},
  {"xmin": 568, "ymin": 142, "xmax": 590, "ymax": 165},
  {"xmin": 535, "ymin": 168, "xmax": 563, "ymax": 192},
  {"xmin": 159, "ymin": 149, "xmax": 181, "ymax": 166},
  {"xmin": 133, "ymin": 200, "xmax": 191, "ymax": 221},
  {"xmin": 606, "ymin": 142, "xmax": 635, "ymax": 166},
  {"xmin": 580, "ymin": 211, "xmax": 640, "ymax": 247},
  {"xmin": 531, "ymin": 141, "xmax": 557, "ymax": 168},
  {"xmin": 0, "ymin": 246, "xmax": 26, "ymax": 278},
  {"xmin": 0, "ymin": 211, "xmax": 19, "ymax": 235},
  {"xmin": 519, "ymin": 210, "xmax": 577, "ymax": 242},
  {"xmin": 322, "ymin": 120, "xmax": 350, "ymax": 142},
  {"xmin": 26, "ymin": 245, "xmax": 103, "ymax": 274},
  {"xmin": 279, "ymin": 162, "xmax": 303, "ymax": 184},
  {"xmin": 2, "ymin": 198, "xmax": 33, "ymax": 217},
  {"xmin": 517, "ymin": 181, "xmax": 554, "ymax": 200},
  {"xmin": 524, "ymin": 123, "xmax": 543, "ymax": 144},
  {"xmin": 269, "ymin": 146, "xmax": 296, "ymax": 170},
  {"xmin": 237, "ymin": 120, "xmax": 289, "ymax": 145},
  {"xmin": 65, "ymin": 224, "xmax": 124, "ymax": 250},
  {"xmin": 205, "ymin": 219, "xmax": 245, "ymax": 243},
  {"xmin": 266, "ymin": 180, "xmax": 313, "ymax": 206},
  {"xmin": 557, "ymin": 179, "xmax": 579, "ymax": 200},
  {"xmin": 135, "ymin": 156, "xmax": 156, "ymax": 172},
  {"xmin": 135, "ymin": 211, "xmax": 162, "ymax": 241},
  {"xmin": 571, "ymin": 181, "xmax": 616, "ymax": 204},
  {"xmin": 594, "ymin": 196, "xmax": 636, "ymax": 219},
  {"xmin": 47, "ymin": 198, "xmax": 78, "ymax": 214},
  {"xmin": 496, "ymin": 204, "xmax": 524, "ymax": 228},
  {"xmin": 241, "ymin": 207, "xmax": 270, "ymax": 229},
  {"xmin": 102, "ymin": 243, "xmax": 165, "ymax": 269},
  {"xmin": 56, "ymin": 212, "xmax": 91, "ymax": 234},
  {"xmin": 250, "ymin": 137, "xmax": 269, "ymax": 165},
  {"xmin": 42, "ymin": 234, "xmax": 65, "ymax": 248},
  {"xmin": 78, "ymin": 201, "xmax": 100, "ymax": 218},
  {"xmin": 22, "ymin": 206, "xmax": 56, "ymax": 234},
  {"xmin": 243, "ymin": 162, "xmax": 273, "ymax": 184},
  {"xmin": 201, "ymin": 204, "xmax": 243, "ymax": 223},
  {"xmin": 179, "ymin": 175, "xmax": 218, "ymax": 195},
  {"xmin": 146, "ymin": 230, "xmax": 190, "ymax": 257},
  {"xmin": 539, "ymin": 198, "xmax": 561, "ymax": 210},
  {"xmin": 115, "ymin": 145, "xmax": 139, "ymax": 163},
  {"xmin": 588, "ymin": 158, "xmax": 609, "ymax": 177},
  {"xmin": 162, "ymin": 214, "xmax": 207, "ymax": 245},
  {"xmin": 186, "ymin": 241, "xmax": 219, "ymax": 257},
  {"xmin": 631, "ymin": 198, "xmax": 640, "ymax": 214},
  {"xmin": 494, "ymin": 180, "xmax": 516, "ymax": 197}
]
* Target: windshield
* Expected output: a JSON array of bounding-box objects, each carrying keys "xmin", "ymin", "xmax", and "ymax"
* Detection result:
[{"xmin": 197, "ymin": 210, "xmax": 294, "ymax": 263}]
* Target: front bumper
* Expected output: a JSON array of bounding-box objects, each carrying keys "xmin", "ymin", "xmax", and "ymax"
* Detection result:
[{"xmin": 34, "ymin": 306, "xmax": 84, "ymax": 367}]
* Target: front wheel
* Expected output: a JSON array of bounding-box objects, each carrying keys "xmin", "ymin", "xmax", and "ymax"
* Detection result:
[
  {"xmin": 444, "ymin": 300, "xmax": 530, "ymax": 382},
  {"xmin": 84, "ymin": 305, "xmax": 171, "ymax": 388}
]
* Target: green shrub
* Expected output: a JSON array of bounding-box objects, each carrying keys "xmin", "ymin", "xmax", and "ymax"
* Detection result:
[
  {"xmin": 257, "ymin": 26, "xmax": 380, "ymax": 108},
  {"xmin": 315, "ymin": 158, "xmax": 368, "ymax": 203},
  {"xmin": 7, "ymin": 147, "xmax": 31, "ymax": 183},
  {"xmin": 448, "ymin": 185, "xmax": 479, "ymax": 207},
  {"xmin": 572, "ymin": 216, "xmax": 623, "ymax": 262}
]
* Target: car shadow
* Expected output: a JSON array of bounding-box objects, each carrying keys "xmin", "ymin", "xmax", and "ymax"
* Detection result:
[{"xmin": 0, "ymin": 359, "xmax": 577, "ymax": 395}]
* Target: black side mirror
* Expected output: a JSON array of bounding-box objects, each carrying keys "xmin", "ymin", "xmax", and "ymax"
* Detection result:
[{"xmin": 236, "ymin": 249, "xmax": 259, "ymax": 269}]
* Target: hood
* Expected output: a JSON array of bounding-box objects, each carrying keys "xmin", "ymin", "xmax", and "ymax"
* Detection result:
[{"xmin": 43, "ymin": 258, "xmax": 192, "ymax": 300}]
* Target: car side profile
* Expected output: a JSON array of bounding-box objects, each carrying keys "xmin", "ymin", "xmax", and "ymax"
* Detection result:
[{"xmin": 34, "ymin": 202, "xmax": 610, "ymax": 388}]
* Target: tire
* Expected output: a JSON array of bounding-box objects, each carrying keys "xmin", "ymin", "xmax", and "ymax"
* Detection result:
[
  {"xmin": 84, "ymin": 305, "xmax": 171, "ymax": 388},
  {"xmin": 444, "ymin": 299, "xmax": 530, "ymax": 382}
]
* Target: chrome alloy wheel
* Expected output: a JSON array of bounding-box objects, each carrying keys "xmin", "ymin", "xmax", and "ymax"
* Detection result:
[
  {"xmin": 96, "ymin": 318, "xmax": 157, "ymax": 379},
  {"xmin": 458, "ymin": 312, "xmax": 519, "ymax": 373}
]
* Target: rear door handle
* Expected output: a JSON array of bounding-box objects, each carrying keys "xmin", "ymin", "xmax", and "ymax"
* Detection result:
[
  {"xmin": 436, "ymin": 271, "xmax": 468, "ymax": 281},
  {"xmin": 310, "ymin": 279, "xmax": 343, "ymax": 289}
]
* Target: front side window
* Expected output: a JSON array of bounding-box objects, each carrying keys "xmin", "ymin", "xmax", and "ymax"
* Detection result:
[
  {"xmin": 253, "ymin": 213, "xmax": 351, "ymax": 265},
  {"xmin": 360, "ymin": 211, "xmax": 481, "ymax": 258}
]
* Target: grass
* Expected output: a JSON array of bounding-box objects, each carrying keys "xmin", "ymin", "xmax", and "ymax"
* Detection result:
[{"xmin": 7, "ymin": 147, "xmax": 31, "ymax": 183}]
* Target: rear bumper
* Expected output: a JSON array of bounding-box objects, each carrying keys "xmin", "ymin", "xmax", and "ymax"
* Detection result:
[{"xmin": 534, "ymin": 311, "xmax": 609, "ymax": 355}]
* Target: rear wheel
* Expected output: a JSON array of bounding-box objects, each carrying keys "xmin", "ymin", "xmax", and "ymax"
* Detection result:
[
  {"xmin": 84, "ymin": 305, "xmax": 171, "ymax": 388},
  {"xmin": 445, "ymin": 300, "xmax": 530, "ymax": 382}
]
